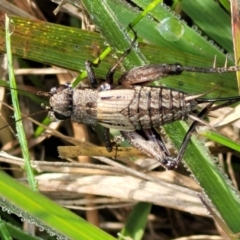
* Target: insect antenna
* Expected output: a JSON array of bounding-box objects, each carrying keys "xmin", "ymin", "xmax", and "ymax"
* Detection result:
[
  {"xmin": 0, "ymin": 84, "xmax": 51, "ymax": 98},
  {"xmin": 0, "ymin": 101, "xmax": 48, "ymax": 133},
  {"xmin": 0, "ymin": 84, "xmax": 51, "ymax": 135},
  {"xmin": 36, "ymin": 90, "xmax": 51, "ymax": 97}
]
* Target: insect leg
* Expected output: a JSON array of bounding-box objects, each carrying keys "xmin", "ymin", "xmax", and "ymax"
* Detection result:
[
  {"xmin": 181, "ymin": 64, "xmax": 240, "ymax": 73},
  {"xmin": 118, "ymin": 62, "xmax": 240, "ymax": 89},
  {"xmin": 105, "ymin": 24, "xmax": 138, "ymax": 85},
  {"xmin": 175, "ymin": 96, "xmax": 238, "ymax": 167},
  {"xmin": 164, "ymin": 97, "xmax": 237, "ymax": 168},
  {"xmin": 121, "ymin": 97, "xmax": 238, "ymax": 169},
  {"xmin": 97, "ymin": 25, "xmax": 138, "ymax": 152},
  {"xmin": 143, "ymin": 128, "xmax": 171, "ymax": 156},
  {"xmin": 120, "ymin": 129, "xmax": 178, "ymax": 170},
  {"xmin": 85, "ymin": 24, "xmax": 137, "ymax": 88},
  {"xmin": 103, "ymin": 127, "xmax": 113, "ymax": 152},
  {"xmin": 85, "ymin": 60, "xmax": 100, "ymax": 89},
  {"xmin": 173, "ymin": 101, "xmax": 215, "ymax": 167},
  {"xmin": 118, "ymin": 63, "xmax": 183, "ymax": 88}
]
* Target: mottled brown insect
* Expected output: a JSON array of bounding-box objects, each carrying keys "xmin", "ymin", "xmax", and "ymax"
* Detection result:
[
  {"xmin": 45, "ymin": 62, "xmax": 240, "ymax": 170},
  {"xmin": 33, "ymin": 24, "xmax": 240, "ymax": 169}
]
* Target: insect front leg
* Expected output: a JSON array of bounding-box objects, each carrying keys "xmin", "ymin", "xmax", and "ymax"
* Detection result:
[
  {"xmin": 85, "ymin": 24, "xmax": 138, "ymax": 88},
  {"xmin": 104, "ymin": 24, "xmax": 138, "ymax": 85},
  {"xmin": 85, "ymin": 60, "xmax": 100, "ymax": 89},
  {"xmin": 85, "ymin": 25, "xmax": 138, "ymax": 152},
  {"xmin": 103, "ymin": 127, "xmax": 113, "ymax": 152},
  {"xmin": 120, "ymin": 129, "xmax": 178, "ymax": 170},
  {"xmin": 85, "ymin": 59, "xmax": 112, "ymax": 150}
]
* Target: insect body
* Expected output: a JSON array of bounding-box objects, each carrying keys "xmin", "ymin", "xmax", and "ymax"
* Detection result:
[
  {"xmin": 46, "ymin": 62, "xmax": 240, "ymax": 170},
  {"xmin": 41, "ymin": 22, "xmax": 240, "ymax": 170},
  {"xmin": 49, "ymin": 84, "xmax": 197, "ymax": 131}
]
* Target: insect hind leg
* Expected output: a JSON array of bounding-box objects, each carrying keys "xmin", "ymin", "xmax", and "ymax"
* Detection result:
[
  {"xmin": 120, "ymin": 129, "xmax": 178, "ymax": 170},
  {"xmin": 162, "ymin": 97, "xmax": 240, "ymax": 168},
  {"xmin": 121, "ymin": 99, "xmax": 229, "ymax": 170}
]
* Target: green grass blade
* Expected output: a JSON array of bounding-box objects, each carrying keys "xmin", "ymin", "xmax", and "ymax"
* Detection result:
[
  {"xmin": 4, "ymin": 220, "xmax": 40, "ymax": 240},
  {"xmin": 219, "ymin": 0, "xmax": 230, "ymax": 12},
  {"xmin": 5, "ymin": 15, "xmax": 36, "ymax": 191},
  {"xmin": 0, "ymin": 216, "xmax": 11, "ymax": 240},
  {"xmin": 119, "ymin": 203, "xmax": 151, "ymax": 240},
  {"xmin": 200, "ymin": 130, "xmax": 240, "ymax": 152},
  {"xmin": 182, "ymin": 0, "xmax": 232, "ymax": 52},
  {"xmin": 0, "ymin": 170, "xmax": 116, "ymax": 240}
]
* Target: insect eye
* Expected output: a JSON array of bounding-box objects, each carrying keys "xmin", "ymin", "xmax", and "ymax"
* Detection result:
[{"xmin": 53, "ymin": 111, "xmax": 70, "ymax": 120}]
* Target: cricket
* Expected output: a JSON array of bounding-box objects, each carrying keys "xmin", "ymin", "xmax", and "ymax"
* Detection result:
[
  {"xmin": 36, "ymin": 26, "xmax": 240, "ymax": 170},
  {"xmin": 1, "ymin": 5, "xmax": 240, "ymax": 239}
]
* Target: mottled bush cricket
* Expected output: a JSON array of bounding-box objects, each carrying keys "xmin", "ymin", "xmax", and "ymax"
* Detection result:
[{"xmin": 38, "ymin": 25, "xmax": 240, "ymax": 170}]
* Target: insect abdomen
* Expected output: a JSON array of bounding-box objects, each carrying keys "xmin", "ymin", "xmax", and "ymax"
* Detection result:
[{"xmin": 121, "ymin": 86, "xmax": 198, "ymax": 129}]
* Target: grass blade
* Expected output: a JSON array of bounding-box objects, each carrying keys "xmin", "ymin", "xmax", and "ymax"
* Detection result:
[{"xmin": 5, "ymin": 15, "xmax": 36, "ymax": 191}]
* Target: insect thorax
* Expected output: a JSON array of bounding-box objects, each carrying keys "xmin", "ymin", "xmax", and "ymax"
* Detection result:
[{"xmin": 49, "ymin": 85, "xmax": 98, "ymax": 125}]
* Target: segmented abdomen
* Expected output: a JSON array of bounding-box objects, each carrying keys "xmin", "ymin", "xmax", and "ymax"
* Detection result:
[{"xmin": 121, "ymin": 86, "xmax": 198, "ymax": 129}]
